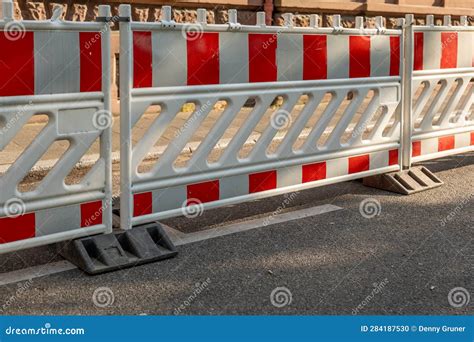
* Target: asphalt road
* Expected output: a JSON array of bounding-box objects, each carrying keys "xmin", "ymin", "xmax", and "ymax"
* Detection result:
[{"xmin": 0, "ymin": 153, "xmax": 472, "ymax": 315}]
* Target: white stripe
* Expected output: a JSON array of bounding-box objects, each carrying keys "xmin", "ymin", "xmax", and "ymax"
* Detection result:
[
  {"xmin": 423, "ymin": 31, "xmax": 441, "ymax": 70},
  {"xmin": 220, "ymin": 173, "xmax": 249, "ymax": 199},
  {"xmin": 35, "ymin": 204, "xmax": 81, "ymax": 237},
  {"xmin": 277, "ymin": 33, "xmax": 303, "ymax": 81},
  {"xmin": 34, "ymin": 31, "xmax": 80, "ymax": 94},
  {"xmin": 167, "ymin": 204, "xmax": 343, "ymax": 246},
  {"xmin": 0, "ymin": 260, "xmax": 76, "ymax": 286},
  {"xmin": 151, "ymin": 31, "xmax": 187, "ymax": 87},
  {"xmin": 421, "ymin": 137, "xmax": 438, "ymax": 155},
  {"xmin": 455, "ymin": 132, "xmax": 471, "ymax": 149},
  {"xmin": 219, "ymin": 32, "xmax": 249, "ymax": 84},
  {"xmin": 457, "ymin": 32, "xmax": 473, "ymax": 68},
  {"xmin": 327, "ymin": 35, "xmax": 349, "ymax": 79},
  {"xmin": 326, "ymin": 157, "xmax": 348, "ymax": 178},
  {"xmin": 370, "ymin": 150, "xmax": 389, "ymax": 169},
  {"xmin": 277, "ymin": 164, "xmax": 301, "ymax": 188},
  {"xmin": 370, "ymin": 35, "xmax": 390, "ymax": 77},
  {"xmin": 152, "ymin": 185, "xmax": 186, "ymax": 212}
]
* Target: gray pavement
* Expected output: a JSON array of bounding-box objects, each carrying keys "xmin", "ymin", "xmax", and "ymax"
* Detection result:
[{"xmin": 0, "ymin": 153, "xmax": 472, "ymax": 315}]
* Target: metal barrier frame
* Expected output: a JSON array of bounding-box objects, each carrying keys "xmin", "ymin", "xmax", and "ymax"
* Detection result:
[{"xmin": 0, "ymin": 2, "xmax": 113, "ymax": 253}]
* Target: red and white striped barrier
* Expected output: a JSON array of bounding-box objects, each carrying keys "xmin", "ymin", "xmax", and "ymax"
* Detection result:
[
  {"xmin": 0, "ymin": 31, "xmax": 102, "ymax": 96},
  {"xmin": 413, "ymin": 31, "xmax": 474, "ymax": 71},
  {"xmin": 412, "ymin": 131, "xmax": 474, "ymax": 162},
  {"xmin": 131, "ymin": 149, "xmax": 399, "ymax": 219},
  {"xmin": 132, "ymin": 31, "xmax": 401, "ymax": 88},
  {"xmin": 0, "ymin": 201, "xmax": 104, "ymax": 245},
  {"xmin": 0, "ymin": 4, "xmax": 112, "ymax": 254}
]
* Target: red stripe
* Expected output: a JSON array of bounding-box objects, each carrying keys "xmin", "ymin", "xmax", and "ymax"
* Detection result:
[
  {"xmin": 348, "ymin": 155, "xmax": 370, "ymax": 174},
  {"xmin": 133, "ymin": 31, "xmax": 152, "ymax": 88},
  {"xmin": 187, "ymin": 180, "xmax": 219, "ymax": 204},
  {"xmin": 0, "ymin": 213, "xmax": 35, "ymax": 244},
  {"xmin": 412, "ymin": 141, "xmax": 421, "ymax": 157},
  {"xmin": 388, "ymin": 149, "xmax": 399, "ymax": 166},
  {"xmin": 248, "ymin": 34, "xmax": 277, "ymax": 83},
  {"xmin": 302, "ymin": 162, "xmax": 327, "ymax": 183},
  {"xmin": 79, "ymin": 32, "xmax": 102, "ymax": 92},
  {"xmin": 133, "ymin": 192, "xmax": 153, "ymax": 217},
  {"xmin": 471, "ymin": 132, "xmax": 474, "ymax": 146},
  {"xmin": 0, "ymin": 32, "xmax": 34, "ymax": 96},
  {"xmin": 438, "ymin": 135, "xmax": 455, "ymax": 152},
  {"xmin": 414, "ymin": 32, "xmax": 424, "ymax": 71},
  {"xmin": 349, "ymin": 36, "xmax": 371, "ymax": 78},
  {"xmin": 440, "ymin": 32, "xmax": 458, "ymax": 69},
  {"xmin": 80, "ymin": 201, "xmax": 103, "ymax": 227},
  {"xmin": 389, "ymin": 36, "xmax": 400, "ymax": 76},
  {"xmin": 249, "ymin": 170, "xmax": 277, "ymax": 193},
  {"xmin": 303, "ymin": 35, "xmax": 327, "ymax": 80},
  {"xmin": 187, "ymin": 32, "xmax": 220, "ymax": 86}
]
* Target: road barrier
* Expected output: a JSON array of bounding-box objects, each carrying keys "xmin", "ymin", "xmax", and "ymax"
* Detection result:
[
  {"xmin": 0, "ymin": 1, "xmax": 472, "ymax": 257},
  {"xmin": 402, "ymin": 14, "xmax": 474, "ymax": 167},
  {"xmin": 0, "ymin": 2, "xmax": 112, "ymax": 253},
  {"xmin": 118, "ymin": 5, "xmax": 404, "ymax": 229}
]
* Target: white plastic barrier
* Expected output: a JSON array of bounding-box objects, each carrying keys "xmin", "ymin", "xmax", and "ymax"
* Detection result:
[
  {"xmin": 0, "ymin": 1, "xmax": 112, "ymax": 253},
  {"xmin": 119, "ymin": 5, "xmax": 404, "ymax": 229},
  {"xmin": 402, "ymin": 14, "xmax": 474, "ymax": 167}
]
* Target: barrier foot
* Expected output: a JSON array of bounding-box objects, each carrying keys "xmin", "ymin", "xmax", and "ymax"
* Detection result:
[
  {"xmin": 58, "ymin": 223, "xmax": 178, "ymax": 275},
  {"xmin": 362, "ymin": 166, "xmax": 443, "ymax": 195}
]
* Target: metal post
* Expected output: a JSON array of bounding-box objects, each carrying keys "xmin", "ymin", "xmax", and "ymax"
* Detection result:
[
  {"xmin": 119, "ymin": 4, "xmax": 133, "ymax": 230},
  {"xmin": 99, "ymin": 4, "xmax": 113, "ymax": 234},
  {"xmin": 401, "ymin": 14, "xmax": 414, "ymax": 170}
]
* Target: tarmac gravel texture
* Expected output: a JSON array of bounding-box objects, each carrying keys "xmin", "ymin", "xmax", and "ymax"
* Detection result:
[{"xmin": 0, "ymin": 153, "xmax": 472, "ymax": 315}]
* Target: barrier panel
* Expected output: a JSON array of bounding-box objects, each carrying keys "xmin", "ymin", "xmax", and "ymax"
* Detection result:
[
  {"xmin": 119, "ymin": 5, "xmax": 404, "ymax": 229},
  {"xmin": 403, "ymin": 15, "xmax": 474, "ymax": 166},
  {"xmin": 0, "ymin": 2, "xmax": 112, "ymax": 253}
]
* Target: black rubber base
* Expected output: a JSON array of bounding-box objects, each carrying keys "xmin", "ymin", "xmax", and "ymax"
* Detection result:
[
  {"xmin": 363, "ymin": 166, "xmax": 443, "ymax": 195},
  {"xmin": 58, "ymin": 222, "xmax": 178, "ymax": 275}
]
